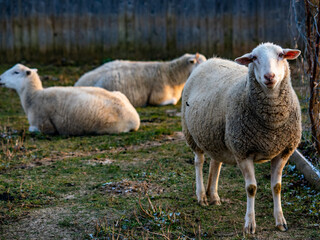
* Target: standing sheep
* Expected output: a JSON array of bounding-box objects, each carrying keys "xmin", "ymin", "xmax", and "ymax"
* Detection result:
[
  {"xmin": 182, "ymin": 43, "xmax": 301, "ymax": 233},
  {"xmin": 0, "ymin": 64, "xmax": 140, "ymax": 135},
  {"xmin": 74, "ymin": 53, "xmax": 206, "ymax": 107}
]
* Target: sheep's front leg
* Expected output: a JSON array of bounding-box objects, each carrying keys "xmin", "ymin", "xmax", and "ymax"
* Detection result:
[
  {"xmin": 206, "ymin": 159, "xmax": 222, "ymax": 205},
  {"xmin": 271, "ymin": 153, "xmax": 291, "ymax": 231},
  {"xmin": 194, "ymin": 152, "xmax": 208, "ymax": 206},
  {"xmin": 159, "ymin": 98, "xmax": 177, "ymax": 106},
  {"xmin": 27, "ymin": 112, "xmax": 40, "ymax": 133},
  {"xmin": 238, "ymin": 158, "xmax": 257, "ymax": 234}
]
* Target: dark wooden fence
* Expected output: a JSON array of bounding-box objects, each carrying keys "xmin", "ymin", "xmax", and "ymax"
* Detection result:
[{"xmin": 0, "ymin": 0, "xmax": 303, "ymax": 63}]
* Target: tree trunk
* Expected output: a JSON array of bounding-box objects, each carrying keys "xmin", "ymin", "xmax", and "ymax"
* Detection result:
[{"xmin": 306, "ymin": 0, "xmax": 320, "ymax": 155}]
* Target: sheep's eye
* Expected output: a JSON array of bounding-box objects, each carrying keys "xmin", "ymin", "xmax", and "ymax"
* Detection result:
[
  {"xmin": 278, "ymin": 53, "xmax": 284, "ymax": 58},
  {"xmin": 13, "ymin": 71, "xmax": 19, "ymax": 75},
  {"xmin": 252, "ymin": 56, "xmax": 257, "ymax": 61}
]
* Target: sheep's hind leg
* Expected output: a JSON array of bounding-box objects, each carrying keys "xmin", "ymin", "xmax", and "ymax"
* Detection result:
[
  {"xmin": 194, "ymin": 152, "xmax": 208, "ymax": 206},
  {"xmin": 238, "ymin": 158, "xmax": 257, "ymax": 234},
  {"xmin": 271, "ymin": 152, "xmax": 292, "ymax": 232},
  {"xmin": 206, "ymin": 159, "xmax": 222, "ymax": 205}
]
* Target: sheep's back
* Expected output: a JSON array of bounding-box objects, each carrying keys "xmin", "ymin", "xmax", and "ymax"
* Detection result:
[
  {"xmin": 75, "ymin": 60, "xmax": 123, "ymax": 86},
  {"xmin": 183, "ymin": 58, "xmax": 247, "ymax": 97},
  {"xmin": 38, "ymin": 87, "xmax": 139, "ymax": 135},
  {"xmin": 77, "ymin": 61, "xmax": 161, "ymax": 107}
]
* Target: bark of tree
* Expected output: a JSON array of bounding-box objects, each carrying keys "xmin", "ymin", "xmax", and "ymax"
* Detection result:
[{"xmin": 305, "ymin": 0, "xmax": 320, "ymax": 155}]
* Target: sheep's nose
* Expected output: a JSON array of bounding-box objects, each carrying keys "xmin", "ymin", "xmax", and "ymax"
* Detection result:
[{"xmin": 264, "ymin": 73, "xmax": 275, "ymax": 81}]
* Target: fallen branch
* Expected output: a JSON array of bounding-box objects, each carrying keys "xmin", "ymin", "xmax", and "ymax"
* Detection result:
[{"xmin": 290, "ymin": 150, "xmax": 320, "ymax": 190}]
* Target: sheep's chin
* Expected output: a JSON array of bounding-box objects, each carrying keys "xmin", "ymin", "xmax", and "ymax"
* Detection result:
[{"xmin": 263, "ymin": 81, "xmax": 276, "ymax": 89}]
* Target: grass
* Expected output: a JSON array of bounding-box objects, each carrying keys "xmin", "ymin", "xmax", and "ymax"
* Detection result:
[{"xmin": 0, "ymin": 64, "xmax": 319, "ymax": 239}]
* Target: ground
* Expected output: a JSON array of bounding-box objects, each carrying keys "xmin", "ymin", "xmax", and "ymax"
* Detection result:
[{"xmin": 0, "ymin": 64, "xmax": 319, "ymax": 240}]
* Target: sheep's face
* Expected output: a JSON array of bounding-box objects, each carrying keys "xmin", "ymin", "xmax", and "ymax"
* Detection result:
[
  {"xmin": 235, "ymin": 43, "xmax": 300, "ymax": 90},
  {"xmin": 0, "ymin": 64, "xmax": 36, "ymax": 91},
  {"xmin": 187, "ymin": 53, "xmax": 207, "ymax": 71}
]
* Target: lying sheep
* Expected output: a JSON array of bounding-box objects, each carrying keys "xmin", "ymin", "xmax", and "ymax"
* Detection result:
[
  {"xmin": 0, "ymin": 64, "xmax": 140, "ymax": 135},
  {"xmin": 74, "ymin": 53, "xmax": 207, "ymax": 107},
  {"xmin": 182, "ymin": 43, "xmax": 301, "ymax": 234}
]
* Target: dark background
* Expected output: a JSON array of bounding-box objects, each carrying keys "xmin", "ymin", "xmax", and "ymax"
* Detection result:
[{"xmin": 0, "ymin": 0, "xmax": 304, "ymax": 64}]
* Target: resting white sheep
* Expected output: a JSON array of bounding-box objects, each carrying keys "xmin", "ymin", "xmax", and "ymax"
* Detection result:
[
  {"xmin": 182, "ymin": 43, "xmax": 301, "ymax": 234},
  {"xmin": 74, "ymin": 53, "xmax": 207, "ymax": 107},
  {"xmin": 0, "ymin": 64, "xmax": 140, "ymax": 135}
]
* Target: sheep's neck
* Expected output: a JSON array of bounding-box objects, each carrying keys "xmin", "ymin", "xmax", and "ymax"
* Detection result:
[
  {"xmin": 247, "ymin": 71, "xmax": 293, "ymax": 129},
  {"xmin": 164, "ymin": 58, "xmax": 190, "ymax": 85},
  {"xmin": 19, "ymin": 75, "xmax": 43, "ymax": 114}
]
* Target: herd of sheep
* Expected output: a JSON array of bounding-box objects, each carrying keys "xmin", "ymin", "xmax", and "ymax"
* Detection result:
[{"xmin": 0, "ymin": 42, "xmax": 302, "ymax": 234}]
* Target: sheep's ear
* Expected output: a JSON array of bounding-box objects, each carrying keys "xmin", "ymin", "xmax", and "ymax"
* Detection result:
[
  {"xmin": 195, "ymin": 52, "xmax": 200, "ymax": 63},
  {"xmin": 283, "ymin": 49, "xmax": 301, "ymax": 60},
  {"xmin": 235, "ymin": 53, "xmax": 253, "ymax": 66},
  {"xmin": 32, "ymin": 68, "xmax": 38, "ymax": 73}
]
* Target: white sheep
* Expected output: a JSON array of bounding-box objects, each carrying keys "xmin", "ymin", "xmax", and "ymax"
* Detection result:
[
  {"xmin": 74, "ymin": 53, "xmax": 207, "ymax": 107},
  {"xmin": 0, "ymin": 64, "xmax": 140, "ymax": 135},
  {"xmin": 181, "ymin": 43, "xmax": 301, "ymax": 234}
]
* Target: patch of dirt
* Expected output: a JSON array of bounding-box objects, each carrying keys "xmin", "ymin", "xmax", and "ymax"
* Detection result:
[
  {"xmin": 100, "ymin": 179, "xmax": 164, "ymax": 196},
  {"xmin": 18, "ymin": 131, "xmax": 185, "ymax": 170},
  {"xmin": 108, "ymin": 131, "xmax": 185, "ymax": 154},
  {"xmin": 0, "ymin": 206, "xmax": 90, "ymax": 239},
  {"xmin": 0, "ymin": 204, "xmax": 122, "ymax": 240},
  {"xmin": 0, "ymin": 180, "xmax": 165, "ymax": 239},
  {"xmin": 15, "ymin": 151, "xmax": 89, "ymax": 170},
  {"xmin": 165, "ymin": 109, "xmax": 182, "ymax": 117},
  {"xmin": 86, "ymin": 158, "xmax": 114, "ymax": 166},
  {"xmin": 255, "ymin": 226, "xmax": 318, "ymax": 240}
]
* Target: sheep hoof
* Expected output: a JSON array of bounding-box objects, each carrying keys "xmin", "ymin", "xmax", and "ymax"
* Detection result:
[
  {"xmin": 275, "ymin": 215, "xmax": 287, "ymax": 231},
  {"xmin": 277, "ymin": 224, "xmax": 288, "ymax": 232},
  {"xmin": 209, "ymin": 199, "xmax": 221, "ymax": 205},
  {"xmin": 206, "ymin": 191, "xmax": 221, "ymax": 205},
  {"xmin": 244, "ymin": 225, "xmax": 256, "ymax": 235},
  {"xmin": 199, "ymin": 199, "xmax": 208, "ymax": 206},
  {"xmin": 244, "ymin": 218, "xmax": 256, "ymax": 235}
]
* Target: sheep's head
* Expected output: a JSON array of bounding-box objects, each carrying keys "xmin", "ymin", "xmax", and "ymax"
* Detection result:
[
  {"xmin": 187, "ymin": 53, "xmax": 207, "ymax": 71},
  {"xmin": 0, "ymin": 64, "xmax": 37, "ymax": 91},
  {"xmin": 235, "ymin": 43, "xmax": 300, "ymax": 90}
]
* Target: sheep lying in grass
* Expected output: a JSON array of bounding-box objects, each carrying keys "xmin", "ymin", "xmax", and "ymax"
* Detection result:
[
  {"xmin": 0, "ymin": 64, "xmax": 140, "ymax": 135},
  {"xmin": 181, "ymin": 43, "xmax": 301, "ymax": 234},
  {"xmin": 74, "ymin": 53, "xmax": 207, "ymax": 107}
]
